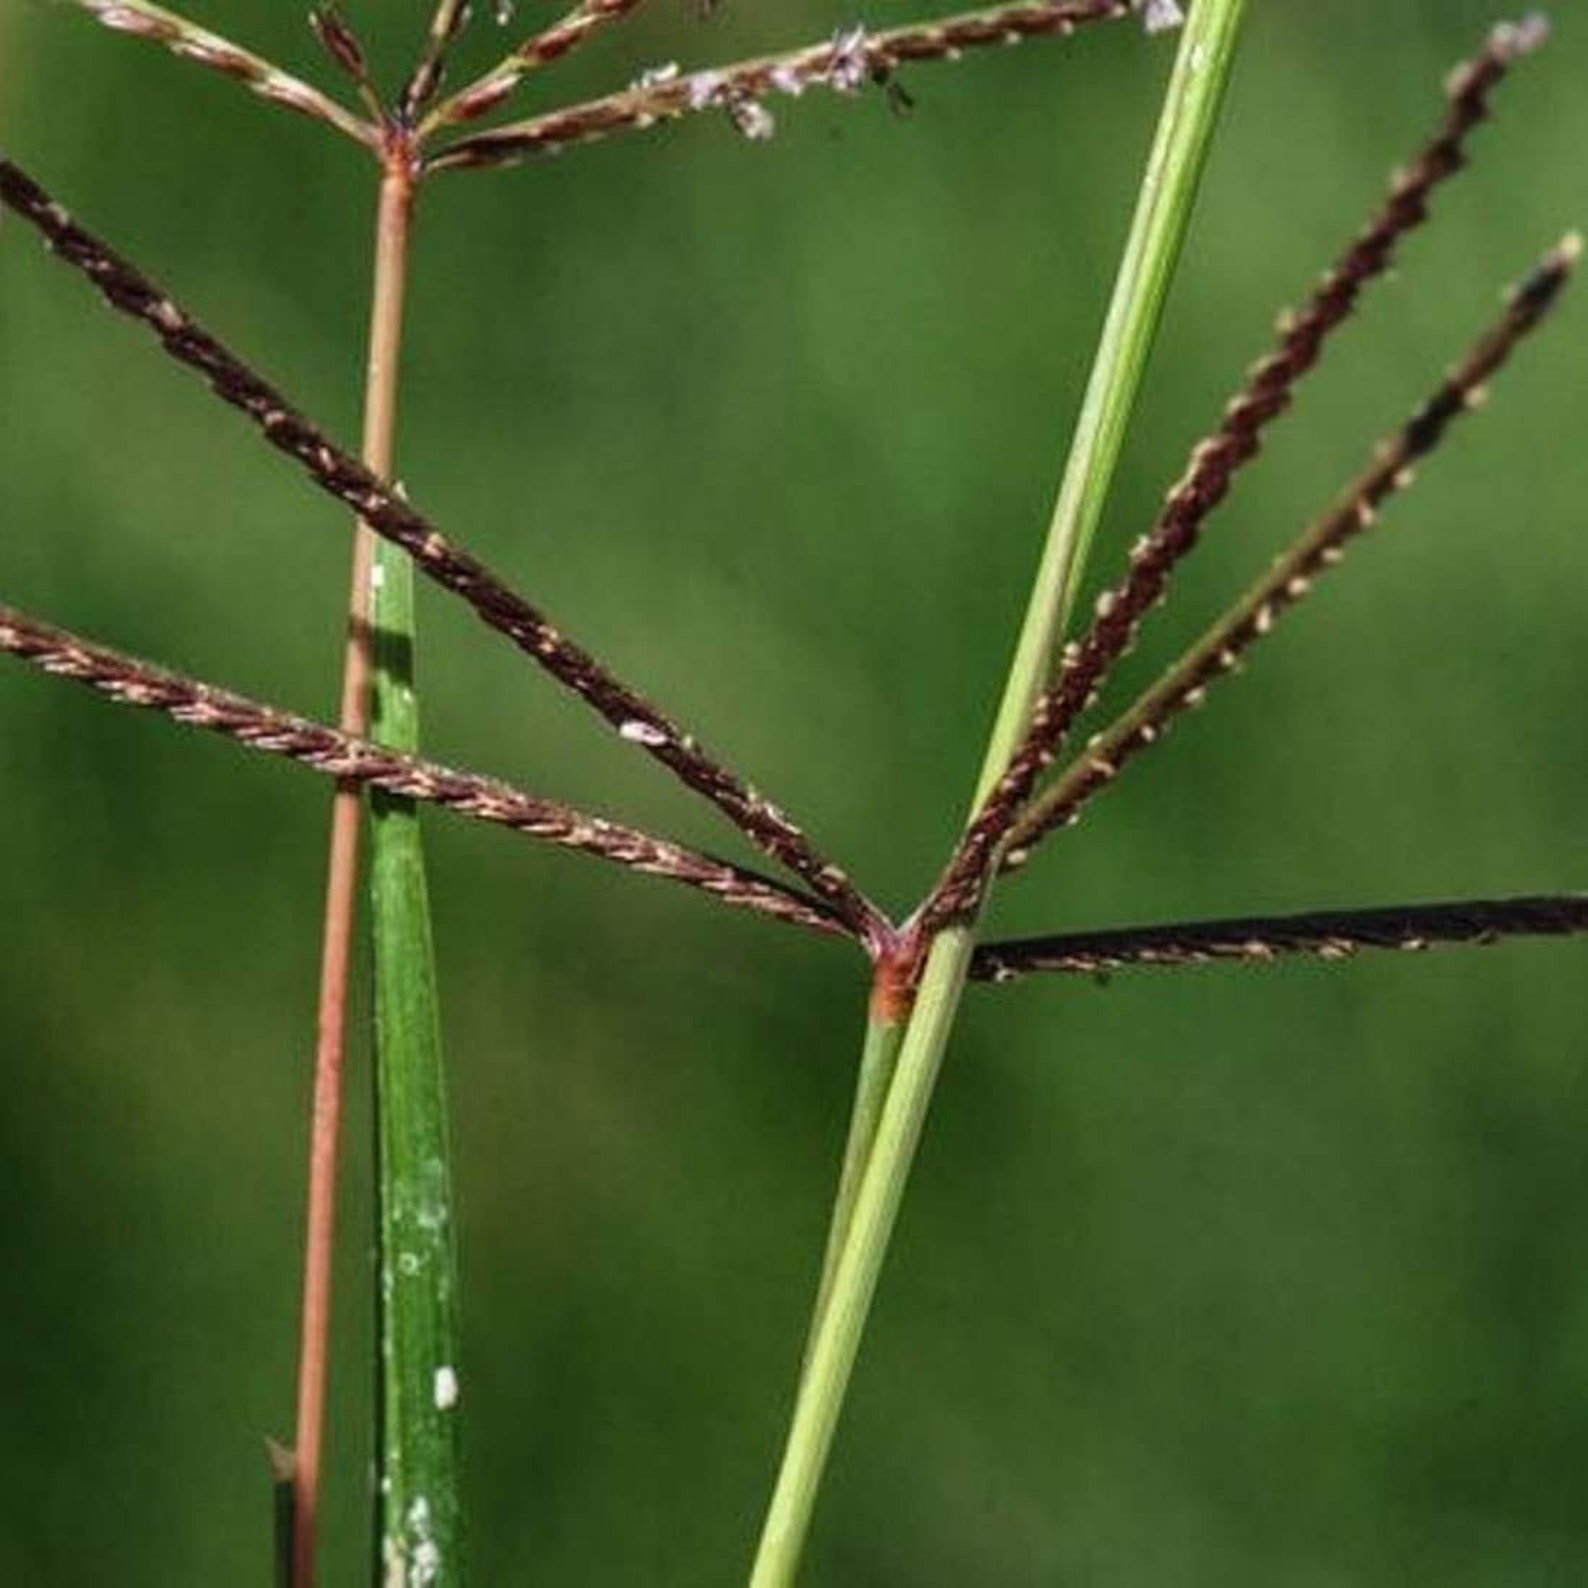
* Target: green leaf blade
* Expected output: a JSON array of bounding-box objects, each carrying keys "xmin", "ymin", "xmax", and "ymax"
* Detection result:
[{"xmin": 371, "ymin": 540, "xmax": 465, "ymax": 1587}]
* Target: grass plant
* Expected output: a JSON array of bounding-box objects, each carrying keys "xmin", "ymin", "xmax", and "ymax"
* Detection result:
[{"xmin": 0, "ymin": 2, "xmax": 1578, "ymax": 1581}]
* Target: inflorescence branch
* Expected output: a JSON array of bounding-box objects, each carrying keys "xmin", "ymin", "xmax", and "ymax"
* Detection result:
[
  {"xmin": 918, "ymin": 15, "xmax": 1551, "ymax": 931},
  {"xmin": 0, "ymin": 154, "xmax": 890, "ymax": 950},
  {"xmin": 972, "ymin": 893, "xmax": 1588, "ymax": 981},
  {"xmin": 0, "ymin": 603, "xmax": 847, "ymax": 942},
  {"xmin": 425, "ymin": 0, "xmax": 1139, "ymax": 169},
  {"xmin": 66, "ymin": 0, "xmax": 380, "ymax": 149}
]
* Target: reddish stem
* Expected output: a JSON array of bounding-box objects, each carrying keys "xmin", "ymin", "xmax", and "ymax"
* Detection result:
[{"xmin": 292, "ymin": 144, "xmax": 418, "ymax": 1588}]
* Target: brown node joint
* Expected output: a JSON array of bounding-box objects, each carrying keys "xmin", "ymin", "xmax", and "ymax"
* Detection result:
[{"xmin": 869, "ymin": 922, "xmax": 929, "ymax": 1023}]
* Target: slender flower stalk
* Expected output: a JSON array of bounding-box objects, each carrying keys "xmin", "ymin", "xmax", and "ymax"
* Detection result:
[
  {"xmin": 801, "ymin": 943, "xmax": 921, "ymax": 1374},
  {"xmin": 972, "ymin": 894, "xmax": 1588, "ymax": 981},
  {"xmin": 425, "ymin": 0, "xmax": 1136, "ymax": 166},
  {"xmin": 0, "ymin": 602, "xmax": 848, "ymax": 939},
  {"xmin": 66, "ymin": 0, "xmax": 380, "ymax": 148},
  {"xmin": 749, "ymin": 7, "xmax": 1249, "ymax": 1582},
  {"xmin": 289, "ymin": 156, "xmax": 421, "ymax": 1588},
  {"xmin": 1005, "ymin": 234, "xmax": 1581, "ymax": 862},
  {"xmin": 923, "ymin": 13, "xmax": 1551, "ymax": 929},
  {"xmin": 801, "ymin": 995, "xmax": 908, "ymax": 1371},
  {"xmin": 0, "ymin": 155, "xmax": 886, "ymax": 947}
]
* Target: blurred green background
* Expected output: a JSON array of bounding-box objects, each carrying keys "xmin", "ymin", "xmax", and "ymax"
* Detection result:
[{"xmin": 3, "ymin": 2, "xmax": 1587, "ymax": 1582}]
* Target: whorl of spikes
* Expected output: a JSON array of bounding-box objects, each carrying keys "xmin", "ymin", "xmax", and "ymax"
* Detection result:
[
  {"xmin": 426, "ymin": 0, "xmax": 1136, "ymax": 165},
  {"xmin": 920, "ymin": 17, "xmax": 1551, "ymax": 931},
  {"xmin": 0, "ymin": 604, "xmax": 847, "ymax": 942},
  {"xmin": 1004, "ymin": 233, "xmax": 1581, "ymax": 860},
  {"xmin": 0, "ymin": 155, "xmax": 888, "ymax": 950},
  {"xmin": 66, "ymin": 0, "xmax": 378, "ymax": 147},
  {"xmin": 972, "ymin": 894, "xmax": 1588, "ymax": 982}
]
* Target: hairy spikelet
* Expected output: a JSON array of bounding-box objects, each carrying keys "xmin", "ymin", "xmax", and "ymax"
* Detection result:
[
  {"xmin": 426, "ymin": 0, "xmax": 1136, "ymax": 161},
  {"xmin": 68, "ymin": 0, "xmax": 378, "ymax": 146}
]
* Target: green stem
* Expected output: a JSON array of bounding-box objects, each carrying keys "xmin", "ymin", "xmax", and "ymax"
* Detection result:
[
  {"xmin": 749, "ymin": 4, "xmax": 1249, "ymax": 1579},
  {"xmin": 982, "ymin": 0, "xmax": 1250, "ymax": 767},
  {"xmin": 802, "ymin": 1005, "xmax": 907, "ymax": 1373}
]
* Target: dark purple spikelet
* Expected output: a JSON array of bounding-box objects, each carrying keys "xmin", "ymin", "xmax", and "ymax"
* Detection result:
[
  {"xmin": 973, "ymin": 893, "xmax": 1588, "ymax": 982},
  {"xmin": 1003, "ymin": 233, "xmax": 1580, "ymax": 862}
]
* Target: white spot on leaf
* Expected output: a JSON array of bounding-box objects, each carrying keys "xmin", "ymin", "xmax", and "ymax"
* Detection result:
[{"xmin": 434, "ymin": 1365, "xmax": 460, "ymax": 1410}]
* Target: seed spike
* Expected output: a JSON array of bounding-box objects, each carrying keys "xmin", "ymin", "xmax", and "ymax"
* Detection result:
[
  {"xmin": 973, "ymin": 894, "xmax": 1588, "ymax": 982},
  {"xmin": 0, "ymin": 602, "xmax": 850, "ymax": 942},
  {"xmin": 425, "ymin": 0, "xmax": 1137, "ymax": 165},
  {"xmin": 1004, "ymin": 234, "xmax": 1579, "ymax": 861},
  {"xmin": 67, "ymin": 0, "xmax": 380, "ymax": 149}
]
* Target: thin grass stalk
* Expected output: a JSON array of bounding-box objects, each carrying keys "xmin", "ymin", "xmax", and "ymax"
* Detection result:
[
  {"xmin": 0, "ymin": 155, "xmax": 886, "ymax": 945},
  {"xmin": 972, "ymin": 893, "xmax": 1588, "ymax": 980},
  {"xmin": 748, "ymin": 5, "xmax": 1247, "ymax": 1581},
  {"xmin": 291, "ymin": 157, "xmax": 420, "ymax": 1588},
  {"xmin": 801, "ymin": 943, "xmax": 922, "ymax": 1371},
  {"xmin": 800, "ymin": 1002, "xmax": 907, "ymax": 1371},
  {"xmin": 1004, "ymin": 234, "xmax": 1581, "ymax": 860},
  {"xmin": 424, "ymin": 0, "xmax": 1135, "ymax": 163},
  {"xmin": 68, "ymin": 0, "xmax": 379, "ymax": 148}
]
